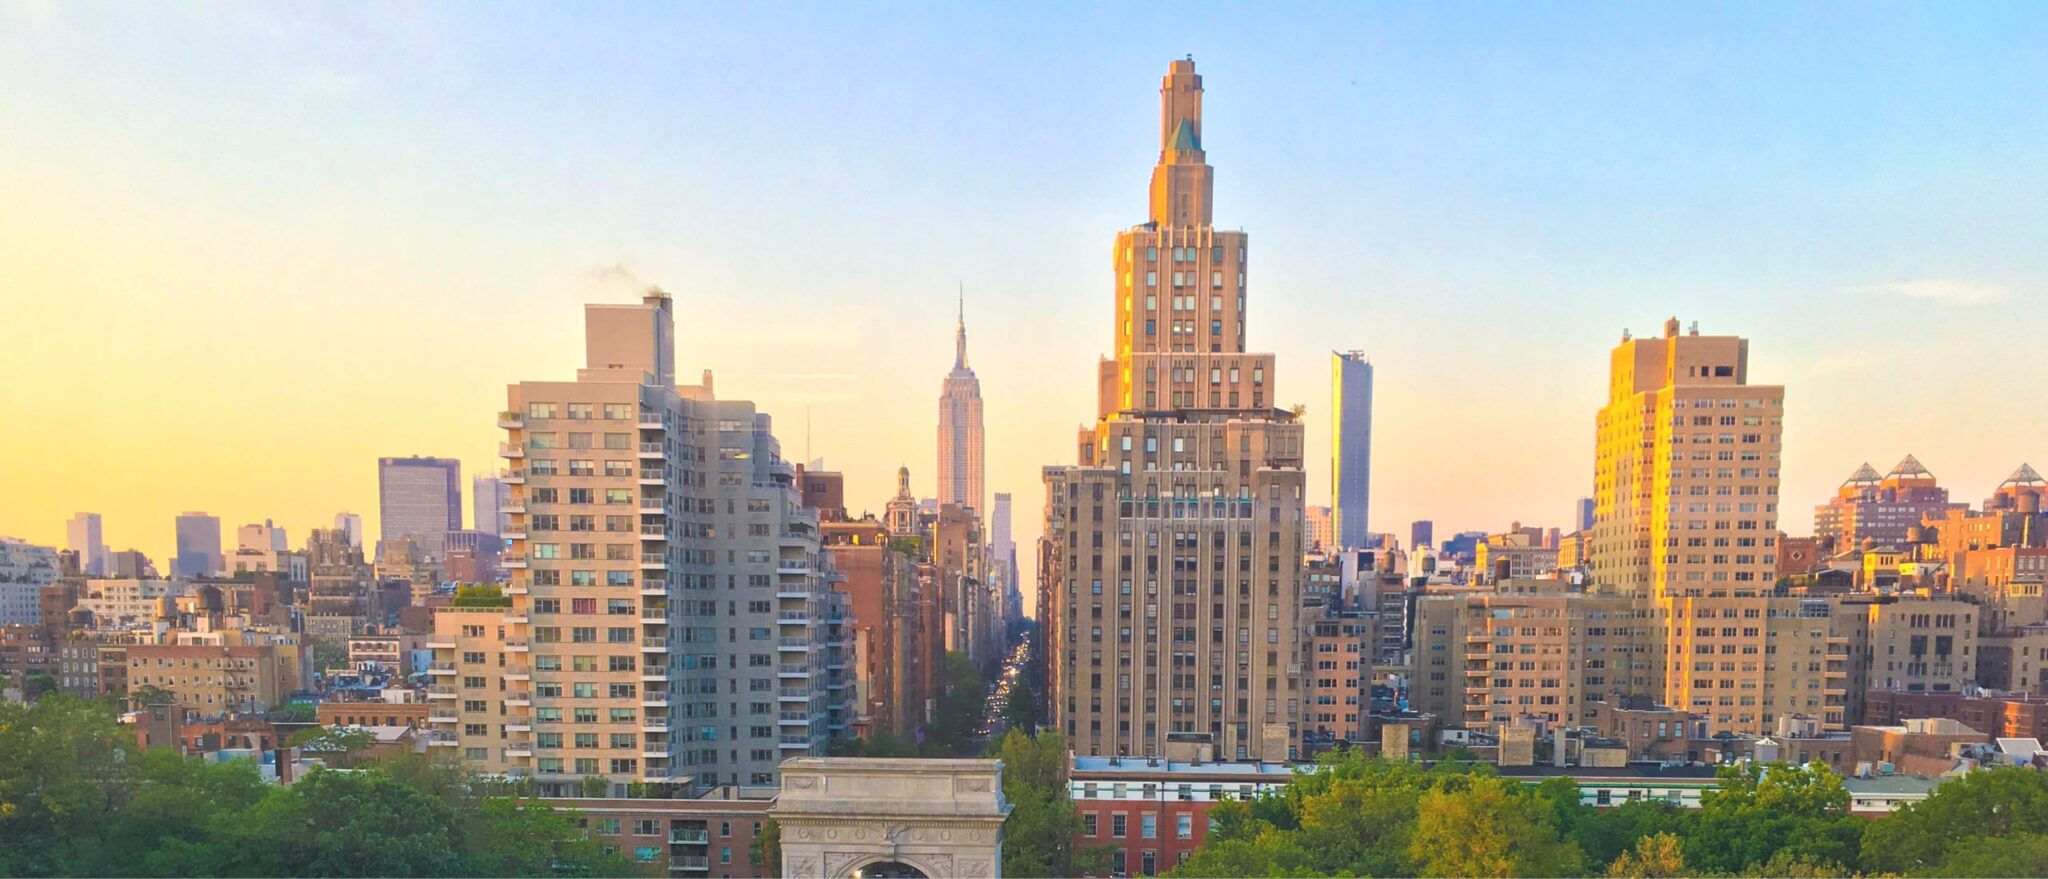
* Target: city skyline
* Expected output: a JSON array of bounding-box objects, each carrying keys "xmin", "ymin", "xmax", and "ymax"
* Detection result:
[{"xmin": 6, "ymin": 6, "xmax": 2048, "ymax": 612}]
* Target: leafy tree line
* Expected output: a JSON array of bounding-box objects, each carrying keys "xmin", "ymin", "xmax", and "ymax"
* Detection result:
[
  {"xmin": 0, "ymin": 695, "xmax": 643, "ymax": 877},
  {"xmin": 827, "ymin": 650, "xmax": 989, "ymax": 759},
  {"xmin": 1167, "ymin": 748, "xmax": 2048, "ymax": 878}
]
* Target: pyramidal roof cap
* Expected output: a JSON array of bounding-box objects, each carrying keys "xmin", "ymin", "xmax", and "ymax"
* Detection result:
[
  {"xmin": 1888, "ymin": 455, "xmax": 1932, "ymax": 479},
  {"xmin": 1844, "ymin": 463, "xmax": 1881, "ymax": 485},
  {"xmin": 2002, "ymin": 463, "xmax": 2045, "ymax": 487}
]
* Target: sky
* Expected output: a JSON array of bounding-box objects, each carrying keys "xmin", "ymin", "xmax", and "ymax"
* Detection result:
[{"xmin": 3, "ymin": 3, "xmax": 2046, "ymax": 609}]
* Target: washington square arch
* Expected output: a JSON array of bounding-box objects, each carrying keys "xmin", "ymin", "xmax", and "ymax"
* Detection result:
[{"xmin": 771, "ymin": 758, "xmax": 1011, "ymax": 879}]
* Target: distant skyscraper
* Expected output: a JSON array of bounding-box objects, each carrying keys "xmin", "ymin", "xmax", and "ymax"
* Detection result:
[
  {"xmin": 1575, "ymin": 497, "xmax": 1595, "ymax": 534},
  {"xmin": 66, "ymin": 512, "xmax": 105, "ymax": 577},
  {"xmin": 1411, "ymin": 519, "xmax": 1434, "ymax": 550},
  {"xmin": 1044, "ymin": 59, "xmax": 1304, "ymax": 762},
  {"xmin": 172, "ymin": 511, "xmax": 222, "ymax": 578},
  {"xmin": 990, "ymin": 491, "xmax": 1021, "ymax": 622},
  {"xmin": 1333, "ymin": 351, "xmax": 1373, "ymax": 549},
  {"xmin": 334, "ymin": 511, "xmax": 365, "ymax": 548},
  {"xmin": 378, "ymin": 456, "xmax": 462, "ymax": 558},
  {"xmin": 472, "ymin": 474, "xmax": 508, "ymax": 536},
  {"xmin": 937, "ymin": 293, "xmax": 985, "ymax": 515}
]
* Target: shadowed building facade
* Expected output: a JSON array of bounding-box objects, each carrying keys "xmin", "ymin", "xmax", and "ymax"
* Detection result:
[{"xmin": 1044, "ymin": 59, "xmax": 1306, "ymax": 762}]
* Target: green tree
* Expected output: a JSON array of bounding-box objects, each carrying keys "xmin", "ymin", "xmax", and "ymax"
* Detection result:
[
  {"xmin": 922, "ymin": 651, "xmax": 987, "ymax": 756},
  {"xmin": 127, "ymin": 683, "xmax": 176, "ymax": 710},
  {"xmin": 1606, "ymin": 831, "xmax": 1687, "ymax": 878},
  {"xmin": 1686, "ymin": 761, "xmax": 1861, "ymax": 875},
  {"xmin": 102, "ymin": 750, "xmax": 271, "ymax": 876},
  {"xmin": 1410, "ymin": 774, "xmax": 1582, "ymax": 878},
  {"xmin": 0, "ymin": 694, "xmax": 140, "ymax": 876},
  {"xmin": 1931, "ymin": 832, "xmax": 2048, "ymax": 878},
  {"xmin": 468, "ymin": 797, "xmax": 641, "ymax": 877},
  {"xmin": 1861, "ymin": 765, "xmax": 2048, "ymax": 875},
  {"xmin": 750, "ymin": 818, "xmax": 782, "ymax": 876},
  {"xmin": 988, "ymin": 730, "xmax": 1106, "ymax": 877},
  {"xmin": 290, "ymin": 726, "xmax": 379, "ymax": 769},
  {"xmin": 246, "ymin": 767, "xmax": 470, "ymax": 876}
]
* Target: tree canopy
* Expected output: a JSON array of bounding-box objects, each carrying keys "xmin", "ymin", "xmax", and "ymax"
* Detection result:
[{"xmin": 0, "ymin": 695, "xmax": 642, "ymax": 878}]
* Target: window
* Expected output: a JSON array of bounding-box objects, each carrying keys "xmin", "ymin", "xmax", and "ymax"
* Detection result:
[
  {"xmin": 1176, "ymin": 814, "xmax": 1192, "ymax": 839},
  {"xmin": 1112, "ymin": 813, "xmax": 1127, "ymax": 838},
  {"xmin": 1141, "ymin": 813, "xmax": 1157, "ymax": 839},
  {"xmin": 1083, "ymin": 812, "xmax": 1099, "ymax": 836}
]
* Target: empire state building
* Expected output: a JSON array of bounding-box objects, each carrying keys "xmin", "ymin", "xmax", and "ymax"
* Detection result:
[
  {"xmin": 938, "ymin": 294, "xmax": 985, "ymax": 516},
  {"xmin": 1042, "ymin": 59, "xmax": 1307, "ymax": 763}
]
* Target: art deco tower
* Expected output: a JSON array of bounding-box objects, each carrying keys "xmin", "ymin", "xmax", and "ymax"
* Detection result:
[
  {"xmin": 1043, "ymin": 59, "xmax": 1306, "ymax": 762},
  {"xmin": 938, "ymin": 294, "xmax": 986, "ymax": 515}
]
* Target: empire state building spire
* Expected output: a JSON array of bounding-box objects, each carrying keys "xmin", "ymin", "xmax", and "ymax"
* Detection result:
[{"xmin": 955, "ymin": 283, "xmax": 968, "ymax": 370}]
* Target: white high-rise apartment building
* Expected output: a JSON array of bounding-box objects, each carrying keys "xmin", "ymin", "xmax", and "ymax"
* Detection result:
[{"xmin": 436, "ymin": 290, "xmax": 850, "ymax": 797}]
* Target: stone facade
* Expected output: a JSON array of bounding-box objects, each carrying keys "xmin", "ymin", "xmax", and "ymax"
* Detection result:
[{"xmin": 772, "ymin": 758, "xmax": 1009, "ymax": 879}]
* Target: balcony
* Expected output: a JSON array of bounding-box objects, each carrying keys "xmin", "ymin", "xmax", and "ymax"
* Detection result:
[
  {"xmin": 641, "ymin": 667, "xmax": 669, "ymax": 681},
  {"xmin": 641, "ymin": 554, "xmax": 669, "ymax": 570},
  {"xmin": 506, "ymin": 692, "xmax": 532, "ymax": 706},
  {"xmin": 641, "ymin": 696, "xmax": 670, "ymax": 709},
  {"xmin": 671, "ymin": 856, "xmax": 710, "ymax": 872},
  {"xmin": 776, "ymin": 612, "xmax": 809, "ymax": 623},
  {"xmin": 500, "ymin": 468, "xmax": 527, "ymax": 485},
  {"xmin": 778, "ymin": 667, "xmax": 809, "ymax": 680},
  {"xmin": 498, "ymin": 411, "xmax": 524, "ymax": 429},
  {"xmin": 641, "ymin": 608, "xmax": 669, "ymax": 620},
  {"xmin": 505, "ymin": 745, "xmax": 533, "ymax": 758},
  {"xmin": 498, "ymin": 443, "xmax": 525, "ymax": 459},
  {"xmin": 425, "ymin": 731, "xmax": 458, "ymax": 746},
  {"xmin": 506, "ymin": 583, "xmax": 529, "ymax": 595},
  {"xmin": 501, "ymin": 528, "xmax": 528, "ymax": 540},
  {"xmin": 638, "ymin": 412, "xmax": 664, "ymax": 429},
  {"xmin": 506, "ymin": 717, "xmax": 532, "ymax": 733},
  {"xmin": 428, "ymin": 711, "xmax": 458, "ymax": 724},
  {"xmin": 638, "ymin": 442, "xmax": 664, "ymax": 458},
  {"xmin": 778, "ymin": 713, "xmax": 811, "ymax": 726},
  {"xmin": 776, "ymin": 561, "xmax": 811, "ymax": 575},
  {"xmin": 776, "ymin": 590, "xmax": 810, "ymax": 600},
  {"xmin": 643, "ymin": 638, "xmax": 671, "ymax": 651},
  {"xmin": 504, "ymin": 640, "xmax": 530, "ymax": 652},
  {"xmin": 777, "ymin": 736, "xmax": 812, "ymax": 749},
  {"xmin": 669, "ymin": 829, "xmax": 710, "ymax": 845},
  {"xmin": 426, "ymin": 639, "xmax": 456, "ymax": 650},
  {"xmin": 503, "ymin": 554, "xmax": 528, "ymax": 569},
  {"xmin": 427, "ymin": 662, "xmax": 458, "ymax": 675},
  {"xmin": 640, "ymin": 469, "xmax": 667, "ymax": 485},
  {"xmin": 640, "ymin": 498, "xmax": 666, "ymax": 511},
  {"xmin": 641, "ymin": 582, "xmax": 668, "ymax": 597},
  {"xmin": 778, "ymin": 689, "xmax": 809, "ymax": 703},
  {"xmin": 777, "ymin": 638, "xmax": 809, "ymax": 652},
  {"xmin": 641, "ymin": 524, "xmax": 666, "ymax": 538},
  {"xmin": 505, "ymin": 668, "xmax": 531, "ymax": 681},
  {"xmin": 427, "ymin": 686, "xmax": 458, "ymax": 699}
]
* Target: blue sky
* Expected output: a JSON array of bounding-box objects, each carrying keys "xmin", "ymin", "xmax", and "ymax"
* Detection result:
[{"xmin": 3, "ymin": 2, "xmax": 2045, "ymax": 584}]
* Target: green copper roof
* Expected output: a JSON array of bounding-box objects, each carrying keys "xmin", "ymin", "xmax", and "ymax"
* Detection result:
[{"xmin": 1169, "ymin": 118, "xmax": 1201, "ymax": 151}]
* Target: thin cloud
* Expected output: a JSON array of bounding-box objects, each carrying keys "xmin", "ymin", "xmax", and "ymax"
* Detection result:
[{"xmin": 1855, "ymin": 279, "xmax": 2012, "ymax": 306}]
